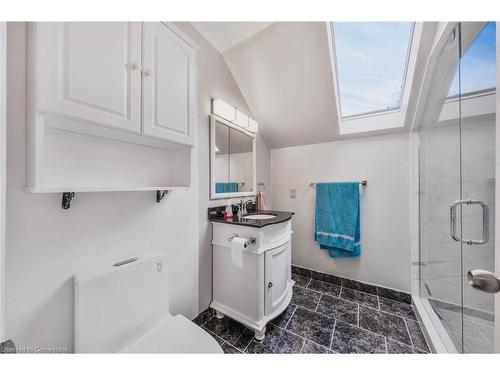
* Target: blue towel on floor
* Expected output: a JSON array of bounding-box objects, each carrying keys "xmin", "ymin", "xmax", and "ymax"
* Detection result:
[{"xmin": 314, "ymin": 182, "xmax": 361, "ymax": 257}]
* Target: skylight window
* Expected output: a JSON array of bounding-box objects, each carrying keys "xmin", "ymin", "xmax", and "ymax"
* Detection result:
[
  {"xmin": 448, "ymin": 22, "xmax": 496, "ymax": 97},
  {"xmin": 331, "ymin": 22, "xmax": 414, "ymax": 119}
]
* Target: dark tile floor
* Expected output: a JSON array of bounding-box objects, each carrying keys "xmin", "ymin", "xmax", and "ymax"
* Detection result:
[{"xmin": 193, "ymin": 267, "xmax": 430, "ymax": 354}]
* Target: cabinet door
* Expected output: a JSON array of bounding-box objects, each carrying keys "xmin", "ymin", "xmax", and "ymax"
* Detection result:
[
  {"xmin": 264, "ymin": 241, "xmax": 292, "ymax": 315},
  {"xmin": 34, "ymin": 22, "xmax": 142, "ymax": 133},
  {"xmin": 142, "ymin": 23, "xmax": 196, "ymax": 146}
]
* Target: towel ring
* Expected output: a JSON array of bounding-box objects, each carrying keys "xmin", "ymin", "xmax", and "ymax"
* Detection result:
[{"xmin": 257, "ymin": 182, "xmax": 265, "ymax": 192}]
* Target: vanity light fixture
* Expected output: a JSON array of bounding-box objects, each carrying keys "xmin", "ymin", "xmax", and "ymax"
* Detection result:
[
  {"xmin": 212, "ymin": 99, "xmax": 236, "ymax": 122},
  {"xmin": 211, "ymin": 98, "xmax": 258, "ymax": 133},
  {"xmin": 234, "ymin": 110, "xmax": 249, "ymax": 128},
  {"xmin": 248, "ymin": 118, "xmax": 259, "ymax": 132}
]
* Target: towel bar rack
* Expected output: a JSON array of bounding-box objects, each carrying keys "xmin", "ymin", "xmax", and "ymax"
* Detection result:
[{"xmin": 310, "ymin": 180, "xmax": 367, "ymax": 188}]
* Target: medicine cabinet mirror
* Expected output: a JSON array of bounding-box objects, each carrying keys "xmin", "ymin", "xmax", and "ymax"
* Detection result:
[{"xmin": 210, "ymin": 115, "xmax": 256, "ymax": 200}]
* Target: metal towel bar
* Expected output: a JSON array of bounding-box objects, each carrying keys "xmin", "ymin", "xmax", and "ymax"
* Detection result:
[{"xmin": 310, "ymin": 180, "xmax": 367, "ymax": 188}]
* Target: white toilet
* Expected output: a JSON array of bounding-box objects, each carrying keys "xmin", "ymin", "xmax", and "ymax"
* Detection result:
[{"xmin": 74, "ymin": 251, "xmax": 223, "ymax": 353}]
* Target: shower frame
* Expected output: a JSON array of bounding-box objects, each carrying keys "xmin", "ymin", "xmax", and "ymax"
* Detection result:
[{"xmin": 410, "ymin": 21, "xmax": 499, "ymax": 353}]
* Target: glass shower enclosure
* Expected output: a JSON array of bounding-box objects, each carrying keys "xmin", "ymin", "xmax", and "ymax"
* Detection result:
[{"xmin": 415, "ymin": 22, "xmax": 496, "ymax": 353}]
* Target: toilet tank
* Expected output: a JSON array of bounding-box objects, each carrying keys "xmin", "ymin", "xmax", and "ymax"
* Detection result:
[{"xmin": 74, "ymin": 251, "xmax": 169, "ymax": 353}]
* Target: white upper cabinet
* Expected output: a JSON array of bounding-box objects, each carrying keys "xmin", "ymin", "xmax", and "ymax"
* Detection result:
[
  {"xmin": 30, "ymin": 22, "xmax": 142, "ymax": 133},
  {"xmin": 26, "ymin": 22, "xmax": 198, "ymax": 192},
  {"xmin": 29, "ymin": 22, "xmax": 197, "ymax": 146},
  {"xmin": 142, "ymin": 23, "xmax": 196, "ymax": 145}
]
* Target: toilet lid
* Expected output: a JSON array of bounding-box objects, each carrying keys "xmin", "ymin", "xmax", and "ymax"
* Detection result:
[{"xmin": 121, "ymin": 314, "xmax": 223, "ymax": 354}]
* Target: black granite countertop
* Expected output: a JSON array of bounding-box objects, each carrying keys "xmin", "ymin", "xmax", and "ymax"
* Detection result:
[{"xmin": 209, "ymin": 210, "xmax": 294, "ymax": 228}]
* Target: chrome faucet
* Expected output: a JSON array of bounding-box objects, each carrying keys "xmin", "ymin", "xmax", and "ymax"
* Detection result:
[
  {"xmin": 237, "ymin": 199, "xmax": 255, "ymax": 219},
  {"xmin": 237, "ymin": 199, "xmax": 246, "ymax": 219}
]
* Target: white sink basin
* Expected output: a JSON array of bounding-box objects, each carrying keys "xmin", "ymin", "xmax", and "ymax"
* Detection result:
[{"xmin": 243, "ymin": 214, "xmax": 277, "ymax": 220}]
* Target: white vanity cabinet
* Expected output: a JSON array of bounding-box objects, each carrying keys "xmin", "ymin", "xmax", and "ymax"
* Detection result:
[
  {"xmin": 210, "ymin": 217, "xmax": 294, "ymax": 340},
  {"xmin": 264, "ymin": 241, "xmax": 292, "ymax": 316}
]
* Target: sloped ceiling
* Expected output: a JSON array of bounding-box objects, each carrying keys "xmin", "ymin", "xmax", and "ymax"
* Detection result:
[
  {"xmin": 193, "ymin": 22, "xmax": 436, "ymax": 149},
  {"xmin": 222, "ymin": 22, "xmax": 340, "ymax": 148},
  {"xmin": 191, "ymin": 22, "xmax": 273, "ymax": 52}
]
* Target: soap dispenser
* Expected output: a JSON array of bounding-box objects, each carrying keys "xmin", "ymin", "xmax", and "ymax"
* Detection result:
[{"xmin": 224, "ymin": 200, "xmax": 233, "ymax": 220}]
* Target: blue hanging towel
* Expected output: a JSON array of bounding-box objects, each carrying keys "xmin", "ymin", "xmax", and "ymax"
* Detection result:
[{"xmin": 314, "ymin": 182, "xmax": 361, "ymax": 257}]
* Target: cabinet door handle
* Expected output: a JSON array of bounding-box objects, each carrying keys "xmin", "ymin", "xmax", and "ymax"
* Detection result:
[
  {"xmin": 142, "ymin": 68, "xmax": 152, "ymax": 77},
  {"xmin": 268, "ymin": 282, "xmax": 273, "ymax": 288}
]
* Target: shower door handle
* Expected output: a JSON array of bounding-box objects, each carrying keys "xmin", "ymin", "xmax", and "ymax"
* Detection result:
[{"xmin": 450, "ymin": 199, "xmax": 489, "ymax": 245}]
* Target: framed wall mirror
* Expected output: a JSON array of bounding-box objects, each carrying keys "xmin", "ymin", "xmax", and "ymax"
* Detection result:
[{"xmin": 210, "ymin": 115, "xmax": 256, "ymax": 200}]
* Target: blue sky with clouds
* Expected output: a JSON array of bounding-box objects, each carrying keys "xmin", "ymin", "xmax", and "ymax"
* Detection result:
[
  {"xmin": 449, "ymin": 22, "xmax": 496, "ymax": 96},
  {"xmin": 333, "ymin": 22, "xmax": 496, "ymax": 118},
  {"xmin": 333, "ymin": 22, "xmax": 413, "ymax": 117}
]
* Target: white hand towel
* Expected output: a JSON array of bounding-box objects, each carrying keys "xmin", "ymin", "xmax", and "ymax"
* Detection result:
[{"xmin": 231, "ymin": 237, "xmax": 247, "ymax": 268}]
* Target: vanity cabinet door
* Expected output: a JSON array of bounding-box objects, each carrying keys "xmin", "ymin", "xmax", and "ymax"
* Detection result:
[
  {"xmin": 31, "ymin": 22, "xmax": 142, "ymax": 133},
  {"xmin": 264, "ymin": 241, "xmax": 292, "ymax": 315},
  {"xmin": 142, "ymin": 23, "xmax": 196, "ymax": 146}
]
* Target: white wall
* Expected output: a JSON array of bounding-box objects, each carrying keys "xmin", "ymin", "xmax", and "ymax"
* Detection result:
[
  {"xmin": 410, "ymin": 130, "xmax": 420, "ymax": 297},
  {"xmin": 174, "ymin": 23, "xmax": 271, "ymax": 312},
  {"xmin": 0, "ymin": 22, "xmax": 6, "ymax": 342},
  {"xmin": 5, "ymin": 23, "xmax": 201, "ymax": 352},
  {"xmin": 271, "ymin": 133, "xmax": 411, "ymax": 292}
]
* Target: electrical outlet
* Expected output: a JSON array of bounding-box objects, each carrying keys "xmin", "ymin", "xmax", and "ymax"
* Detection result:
[{"xmin": 290, "ymin": 188, "xmax": 297, "ymax": 199}]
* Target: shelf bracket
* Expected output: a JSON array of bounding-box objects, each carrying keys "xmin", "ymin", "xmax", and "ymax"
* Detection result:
[
  {"xmin": 61, "ymin": 192, "xmax": 75, "ymax": 209},
  {"xmin": 156, "ymin": 190, "xmax": 169, "ymax": 203}
]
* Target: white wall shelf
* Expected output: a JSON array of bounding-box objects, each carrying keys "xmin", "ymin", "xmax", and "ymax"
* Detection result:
[
  {"xmin": 24, "ymin": 186, "xmax": 190, "ymax": 194},
  {"xmin": 25, "ymin": 22, "xmax": 197, "ymax": 204},
  {"xmin": 24, "ymin": 186, "xmax": 187, "ymax": 209}
]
